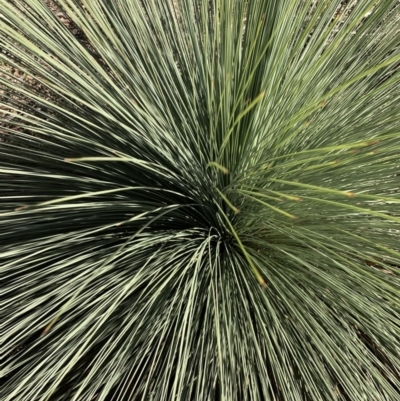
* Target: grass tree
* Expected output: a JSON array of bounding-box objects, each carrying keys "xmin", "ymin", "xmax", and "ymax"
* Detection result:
[{"xmin": 1, "ymin": 0, "xmax": 400, "ymax": 400}]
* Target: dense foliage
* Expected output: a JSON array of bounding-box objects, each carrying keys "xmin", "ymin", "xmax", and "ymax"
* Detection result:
[{"xmin": 1, "ymin": 0, "xmax": 400, "ymax": 400}]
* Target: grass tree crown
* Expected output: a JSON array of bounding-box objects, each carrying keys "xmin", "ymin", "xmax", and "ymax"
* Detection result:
[{"xmin": 1, "ymin": 1, "xmax": 400, "ymax": 400}]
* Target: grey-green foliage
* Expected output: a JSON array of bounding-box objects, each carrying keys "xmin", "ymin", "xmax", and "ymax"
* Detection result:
[{"xmin": 1, "ymin": 0, "xmax": 400, "ymax": 400}]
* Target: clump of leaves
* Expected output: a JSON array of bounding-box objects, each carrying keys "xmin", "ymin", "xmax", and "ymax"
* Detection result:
[{"xmin": 1, "ymin": 1, "xmax": 400, "ymax": 400}]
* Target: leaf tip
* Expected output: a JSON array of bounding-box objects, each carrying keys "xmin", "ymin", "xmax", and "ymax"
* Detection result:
[
  {"xmin": 259, "ymin": 278, "xmax": 267, "ymax": 288},
  {"xmin": 40, "ymin": 327, "xmax": 50, "ymax": 337}
]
